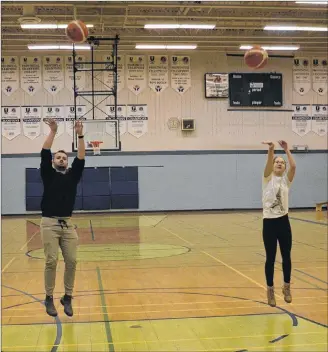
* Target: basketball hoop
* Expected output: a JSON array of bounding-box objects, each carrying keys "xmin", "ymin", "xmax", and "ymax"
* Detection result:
[{"xmin": 89, "ymin": 140, "xmax": 103, "ymax": 155}]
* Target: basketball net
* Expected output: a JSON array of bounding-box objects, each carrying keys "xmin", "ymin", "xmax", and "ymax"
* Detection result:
[{"xmin": 89, "ymin": 141, "xmax": 103, "ymax": 155}]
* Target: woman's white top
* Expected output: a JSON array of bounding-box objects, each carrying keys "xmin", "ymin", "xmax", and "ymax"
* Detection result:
[{"xmin": 262, "ymin": 173, "xmax": 292, "ymax": 219}]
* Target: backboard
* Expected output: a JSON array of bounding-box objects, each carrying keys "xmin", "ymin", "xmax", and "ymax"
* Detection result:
[{"xmin": 72, "ymin": 119, "xmax": 121, "ymax": 152}]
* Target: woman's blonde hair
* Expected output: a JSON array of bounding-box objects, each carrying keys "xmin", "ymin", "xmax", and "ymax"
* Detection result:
[{"xmin": 273, "ymin": 156, "xmax": 286, "ymax": 165}]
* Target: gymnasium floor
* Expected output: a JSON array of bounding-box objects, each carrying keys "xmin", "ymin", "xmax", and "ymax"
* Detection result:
[{"xmin": 2, "ymin": 210, "xmax": 327, "ymax": 352}]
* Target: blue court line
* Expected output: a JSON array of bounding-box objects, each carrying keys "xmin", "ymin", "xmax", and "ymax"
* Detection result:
[
  {"xmin": 256, "ymin": 253, "xmax": 326, "ymax": 290},
  {"xmin": 294, "ymin": 313, "xmax": 328, "ymax": 328},
  {"xmin": 90, "ymin": 220, "xmax": 95, "ymax": 241},
  {"xmin": 294, "ymin": 269, "xmax": 328, "ymax": 285},
  {"xmin": 289, "ymin": 216, "xmax": 328, "ymax": 226},
  {"xmin": 96, "ymin": 267, "xmax": 114, "ymax": 352},
  {"xmin": 270, "ymin": 334, "xmax": 288, "ymax": 343},
  {"xmin": 2, "ymin": 284, "xmax": 62, "ymax": 352},
  {"xmin": 3, "ymin": 312, "xmax": 285, "ymax": 326},
  {"xmin": 293, "ymin": 239, "xmax": 326, "ymax": 251},
  {"xmin": 2, "ymin": 287, "xmax": 302, "ymax": 351}
]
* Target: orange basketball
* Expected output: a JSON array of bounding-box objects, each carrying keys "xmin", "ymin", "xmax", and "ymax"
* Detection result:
[
  {"xmin": 244, "ymin": 45, "xmax": 268, "ymax": 69},
  {"xmin": 65, "ymin": 20, "xmax": 88, "ymax": 43}
]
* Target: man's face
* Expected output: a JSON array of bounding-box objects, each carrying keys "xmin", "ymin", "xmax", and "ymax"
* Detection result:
[{"xmin": 53, "ymin": 152, "xmax": 68, "ymax": 171}]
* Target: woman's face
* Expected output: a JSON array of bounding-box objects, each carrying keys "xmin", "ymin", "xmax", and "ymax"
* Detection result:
[{"xmin": 273, "ymin": 157, "xmax": 286, "ymax": 176}]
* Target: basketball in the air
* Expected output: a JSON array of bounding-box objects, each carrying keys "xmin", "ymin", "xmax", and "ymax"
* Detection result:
[
  {"xmin": 65, "ymin": 20, "xmax": 89, "ymax": 43},
  {"xmin": 244, "ymin": 46, "xmax": 268, "ymax": 69}
]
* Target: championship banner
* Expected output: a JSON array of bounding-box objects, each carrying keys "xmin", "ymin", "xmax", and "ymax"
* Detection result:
[
  {"xmin": 1, "ymin": 56, "xmax": 19, "ymax": 96},
  {"xmin": 127, "ymin": 104, "xmax": 148, "ymax": 138},
  {"xmin": 105, "ymin": 105, "xmax": 127, "ymax": 136},
  {"xmin": 126, "ymin": 55, "xmax": 146, "ymax": 95},
  {"xmin": 311, "ymin": 104, "xmax": 328, "ymax": 136},
  {"xmin": 21, "ymin": 106, "xmax": 42, "ymax": 140},
  {"xmin": 103, "ymin": 55, "xmax": 125, "ymax": 92},
  {"xmin": 148, "ymin": 55, "xmax": 169, "ymax": 93},
  {"xmin": 293, "ymin": 57, "xmax": 311, "ymax": 95},
  {"xmin": 20, "ymin": 56, "xmax": 42, "ymax": 95},
  {"xmin": 1, "ymin": 106, "xmax": 21, "ymax": 140},
  {"xmin": 64, "ymin": 55, "xmax": 86, "ymax": 92},
  {"xmin": 292, "ymin": 104, "xmax": 311, "ymax": 136},
  {"xmin": 42, "ymin": 106, "xmax": 65, "ymax": 138},
  {"xmin": 170, "ymin": 56, "xmax": 191, "ymax": 94},
  {"xmin": 43, "ymin": 56, "xmax": 64, "ymax": 95},
  {"xmin": 65, "ymin": 105, "xmax": 87, "ymax": 137},
  {"xmin": 311, "ymin": 57, "xmax": 328, "ymax": 96}
]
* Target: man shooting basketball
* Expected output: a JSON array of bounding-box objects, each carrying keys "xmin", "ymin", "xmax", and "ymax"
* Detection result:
[{"xmin": 40, "ymin": 118, "xmax": 85, "ymax": 317}]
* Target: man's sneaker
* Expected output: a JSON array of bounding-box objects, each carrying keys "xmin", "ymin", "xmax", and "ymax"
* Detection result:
[
  {"xmin": 282, "ymin": 283, "xmax": 292, "ymax": 303},
  {"xmin": 267, "ymin": 286, "xmax": 276, "ymax": 307},
  {"xmin": 45, "ymin": 295, "xmax": 58, "ymax": 317},
  {"xmin": 60, "ymin": 294, "xmax": 73, "ymax": 317}
]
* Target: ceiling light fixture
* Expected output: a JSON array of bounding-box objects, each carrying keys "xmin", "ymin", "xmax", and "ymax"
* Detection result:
[
  {"xmin": 21, "ymin": 24, "xmax": 94, "ymax": 29},
  {"xmin": 28, "ymin": 44, "xmax": 91, "ymax": 50},
  {"xmin": 295, "ymin": 1, "xmax": 328, "ymax": 4},
  {"xmin": 240, "ymin": 45, "xmax": 300, "ymax": 51},
  {"xmin": 136, "ymin": 44, "xmax": 197, "ymax": 49},
  {"xmin": 144, "ymin": 24, "xmax": 215, "ymax": 29},
  {"xmin": 264, "ymin": 25, "xmax": 327, "ymax": 31}
]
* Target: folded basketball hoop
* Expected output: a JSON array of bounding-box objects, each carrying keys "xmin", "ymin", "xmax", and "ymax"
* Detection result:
[{"xmin": 89, "ymin": 140, "xmax": 103, "ymax": 155}]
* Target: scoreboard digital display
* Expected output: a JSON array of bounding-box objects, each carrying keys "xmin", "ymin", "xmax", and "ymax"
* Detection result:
[{"xmin": 228, "ymin": 73, "xmax": 283, "ymax": 107}]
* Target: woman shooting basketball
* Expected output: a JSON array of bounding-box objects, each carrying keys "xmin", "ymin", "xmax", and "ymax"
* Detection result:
[
  {"xmin": 40, "ymin": 118, "xmax": 85, "ymax": 317},
  {"xmin": 262, "ymin": 140, "xmax": 296, "ymax": 307}
]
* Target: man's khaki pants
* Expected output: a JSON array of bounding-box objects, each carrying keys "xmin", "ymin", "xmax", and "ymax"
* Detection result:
[{"xmin": 40, "ymin": 217, "xmax": 78, "ymax": 296}]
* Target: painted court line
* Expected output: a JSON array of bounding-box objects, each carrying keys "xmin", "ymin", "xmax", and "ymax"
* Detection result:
[
  {"xmin": 4, "ymin": 302, "xmax": 327, "ymax": 319},
  {"xmin": 294, "ymin": 268, "xmax": 328, "ymax": 285},
  {"xmin": 289, "ymin": 216, "xmax": 328, "ymax": 226},
  {"xmin": 2, "ymin": 257, "xmax": 16, "ymax": 273},
  {"xmin": 162, "ymin": 226, "xmax": 194, "ymax": 246},
  {"xmin": 202, "ymin": 251, "xmax": 285, "ymax": 299},
  {"xmin": 96, "ymin": 266, "xmax": 114, "ymax": 352},
  {"xmin": 2, "ymin": 333, "xmax": 326, "ymax": 351},
  {"xmin": 19, "ymin": 230, "xmax": 39, "ymax": 251},
  {"xmin": 5, "ymin": 296, "xmax": 324, "ymax": 311},
  {"xmin": 161, "ymin": 226, "xmax": 282, "ymax": 299}
]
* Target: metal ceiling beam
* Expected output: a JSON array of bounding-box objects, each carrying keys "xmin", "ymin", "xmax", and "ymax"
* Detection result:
[{"xmin": 4, "ymin": 2, "xmax": 327, "ymax": 11}]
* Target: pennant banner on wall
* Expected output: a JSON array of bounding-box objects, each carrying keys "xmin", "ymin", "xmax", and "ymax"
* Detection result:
[
  {"xmin": 148, "ymin": 55, "xmax": 169, "ymax": 93},
  {"xmin": 292, "ymin": 104, "xmax": 311, "ymax": 136},
  {"xmin": 293, "ymin": 57, "xmax": 311, "ymax": 95},
  {"xmin": 1, "ymin": 56, "xmax": 19, "ymax": 96},
  {"xmin": 20, "ymin": 56, "xmax": 42, "ymax": 96},
  {"xmin": 127, "ymin": 104, "xmax": 148, "ymax": 138},
  {"xmin": 42, "ymin": 106, "xmax": 65, "ymax": 138},
  {"xmin": 64, "ymin": 55, "xmax": 86, "ymax": 92},
  {"xmin": 170, "ymin": 56, "xmax": 191, "ymax": 94},
  {"xmin": 21, "ymin": 106, "xmax": 42, "ymax": 140},
  {"xmin": 103, "ymin": 55, "xmax": 125, "ymax": 92},
  {"xmin": 312, "ymin": 104, "xmax": 328, "ymax": 136},
  {"xmin": 65, "ymin": 105, "xmax": 87, "ymax": 137},
  {"xmin": 311, "ymin": 57, "xmax": 328, "ymax": 96},
  {"xmin": 1, "ymin": 106, "xmax": 21, "ymax": 140},
  {"xmin": 126, "ymin": 55, "xmax": 146, "ymax": 95},
  {"xmin": 105, "ymin": 104, "xmax": 127, "ymax": 136},
  {"xmin": 43, "ymin": 56, "xmax": 64, "ymax": 95}
]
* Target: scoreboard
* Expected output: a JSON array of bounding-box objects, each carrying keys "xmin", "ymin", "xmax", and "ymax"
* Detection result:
[{"xmin": 228, "ymin": 73, "xmax": 283, "ymax": 107}]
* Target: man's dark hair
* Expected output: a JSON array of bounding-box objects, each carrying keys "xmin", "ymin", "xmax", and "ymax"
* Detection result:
[{"xmin": 54, "ymin": 150, "xmax": 68, "ymax": 157}]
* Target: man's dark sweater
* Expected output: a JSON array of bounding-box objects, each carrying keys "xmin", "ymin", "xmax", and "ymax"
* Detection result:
[{"xmin": 40, "ymin": 149, "xmax": 85, "ymax": 217}]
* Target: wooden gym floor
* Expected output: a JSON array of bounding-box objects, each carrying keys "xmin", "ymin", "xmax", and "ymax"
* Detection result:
[{"xmin": 2, "ymin": 210, "xmax": 327, "ymax": 351}]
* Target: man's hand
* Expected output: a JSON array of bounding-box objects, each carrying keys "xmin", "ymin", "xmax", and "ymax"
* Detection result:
[
  {"xmin": 45, "ymin": 118, "xmax": 58, "ymax": 133},
  {"xmin": 74, "ymin": 120, "xmax": 83, "ymax": 136},
  {"xmin": 42, "ymin": 119, "xmax": 57, "ymax": 149}
]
